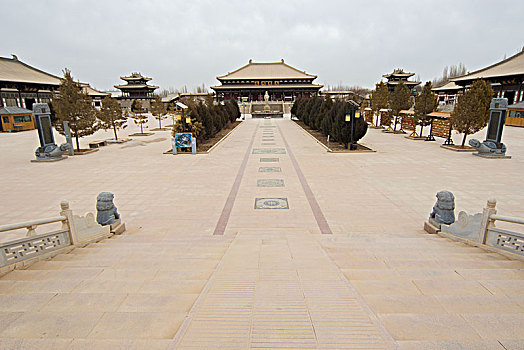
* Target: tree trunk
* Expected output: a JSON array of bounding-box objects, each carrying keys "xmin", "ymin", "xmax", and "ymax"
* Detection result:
[
  {"xmin": 75, "ymin": 134, "xmax": 80, "ymax": 151},
  {"xmin": 140, "ymin": 122, "xmax": 143, "ymax": 134},
  {"xmin": 461, "ymin": 133, "xmax": 467, "ymax": 148},
  {"xmin": 159, "ymin": 117, "xmax": 162, "ymax": 129},
  {"xmin": 113, "ymin": 124, "xmax": 118, "ymax": 140},
  {"xmin": 419, "ymin": 124, "xmax": 423, "ymax": 137}
]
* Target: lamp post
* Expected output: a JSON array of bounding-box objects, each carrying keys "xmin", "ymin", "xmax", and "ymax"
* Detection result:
[{"xmin": 346, "ymin": 102, "xmax": 360, "ymax": 150}]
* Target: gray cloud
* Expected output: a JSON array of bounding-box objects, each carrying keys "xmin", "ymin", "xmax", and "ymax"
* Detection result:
[{"xmin": 2, "ymin": 0, "xmax": 523, "ymax": 91}]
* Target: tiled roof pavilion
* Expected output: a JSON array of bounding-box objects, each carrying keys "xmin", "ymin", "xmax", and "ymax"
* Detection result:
[
  {"xmin": 453, "ymin": 49, "xmax": 524, "ymax": 83},
  {"xmin": 217, "ymin": 59, "xmax": 317, "ymax": 81},
  {"xmin": 0, "ymin": 55, "xmax": 61, "ymax": 86}
]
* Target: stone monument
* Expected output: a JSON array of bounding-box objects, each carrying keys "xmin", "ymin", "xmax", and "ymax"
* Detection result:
[
  {"xmin": 469, "ymin": 98, "xmax": 511, "ymax": 158},
  {"xmin": 31, "ymin": 103, "xmax": 71, "ymax": 162},
  {"xmin": 424, "ymin": 190, "xmax": 455, "ymax": 234},
  {"xmin": 96, "ymin": 192, "xmax": 125, "ymax": 234}
]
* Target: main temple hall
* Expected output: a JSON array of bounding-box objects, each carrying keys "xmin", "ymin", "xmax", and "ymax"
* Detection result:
[{"xmin": 211, "ymin": 59, "xmax": 323, "ymax": 103}]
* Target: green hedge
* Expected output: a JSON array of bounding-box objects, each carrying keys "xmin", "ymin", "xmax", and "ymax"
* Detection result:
[{"xmin": 291, "ymin": 96, "xmax": 367, "ymax": 148}]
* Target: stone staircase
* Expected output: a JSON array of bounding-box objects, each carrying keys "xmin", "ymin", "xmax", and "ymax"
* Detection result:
[{"xmin": 0, "ymin": 232, "xmax": 232, "ymax": 349}]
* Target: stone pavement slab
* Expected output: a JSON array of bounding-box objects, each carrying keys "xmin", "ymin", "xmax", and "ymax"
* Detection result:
[{"xmin": 0, "ymin": 117, "xmax": 524, "ymax": 348}]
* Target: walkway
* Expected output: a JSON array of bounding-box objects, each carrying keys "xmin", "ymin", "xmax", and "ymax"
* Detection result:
[
  {"xmin": 173, "ymin": 119, "xmax": 392, "ymax": 348},
  {"xmin": 0, "ymin": 117, "xmax": 523, "ymax": 349}
]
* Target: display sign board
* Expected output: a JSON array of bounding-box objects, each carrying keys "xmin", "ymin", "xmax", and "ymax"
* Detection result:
[{"xmin": 174, "ymin": 133, "xmax": 192, "ymax": 148}]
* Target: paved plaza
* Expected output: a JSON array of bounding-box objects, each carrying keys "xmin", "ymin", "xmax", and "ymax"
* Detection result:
[{"xmin": 0, "ymin": 117, "xmax": 523, "ymax": 349}]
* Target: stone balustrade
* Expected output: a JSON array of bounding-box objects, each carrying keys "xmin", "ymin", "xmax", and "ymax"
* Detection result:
[
  {"xmin": 440, "ymin": 198, "xmax": 524, "ymax": 259},
  {"xmin": 0, "ymin": 201, "xmax": 115, "ymax": 273}
]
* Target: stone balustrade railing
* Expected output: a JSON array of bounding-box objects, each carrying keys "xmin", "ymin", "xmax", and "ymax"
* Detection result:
[
  {"xmin": 0, "ymin": 201, "xmax": 115, "ymax": 273},
  {"xmin": 440, "ymin": 199, "xmax": 524, "ymax": 259},
  {"xmin": 0, "ymin": 216, "xmax": 67, "ymax": 237},
  {"xmin": 484, "ymin": 212, "xmax": 524, "ymax": 256}
]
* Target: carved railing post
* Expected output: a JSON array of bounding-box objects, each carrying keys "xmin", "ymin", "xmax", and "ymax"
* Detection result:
[
  {"xmin": 60, "ymin": 201, "xmax": 77, "ymax": 244},
  {"xmin": 478, "ymin": 198, "xmax": 497, "ymax": 244},
  {"xmin": 26, "ymin": 225, "xmax": 37, "ymax": 237}
]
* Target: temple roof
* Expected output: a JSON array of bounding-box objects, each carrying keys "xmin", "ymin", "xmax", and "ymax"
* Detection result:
[
  {"xmin": 386, "ymin": 80, "xmax": 420, "ymax": 86},
  {"xmin": 78, "ymin": 83, "xmax": 110, "ymax": 97},
  {"xmin": 509, "ymin": 101, "xmax": 524, "ymax": 109},
  {"xmin": 0, "ymin": 55, "xmax": 61, "ymax": 86},
  {"xmin": 432, "ymin": 81, "xmax": 462, "ymax": 92},
  {"xmin": 383, "ymin": 69, "xmax": 415, "ymax": 79},
  {"xmin": 452, "ymin": 49, "xmax": 524, "ymax": 83},
  {"xmin": 114, "ymin": 84, "xmax": 159, "ymax": 90},
  {"xmin": 120, "ymin": 72, "xmax": 152, "ymax": 81},
  {"xmin": 217, "ymin": 60, "xmax": 317, "ymax": 80},
  {"xmin": 211, "ymin": 83, "xmax": 323, "ymax": 90},
  {"xmin": 0, "ymin": 106, "xmax": 32, "ymax": 115}
]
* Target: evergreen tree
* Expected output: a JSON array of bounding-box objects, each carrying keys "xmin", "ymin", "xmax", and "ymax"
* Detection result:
[
  {"xmin": 450, "ymin": 79, "xmax": 494, "ymax": 147},
  {"xmin": 330, "ymin": 101, "xmax": 367, "ymax": 149},
  {"xmin": 130, "ymin": 100, "xmax": 148, "ymax": 134},
  {"xmin": 52, "ymin": 69, "xmax": 98, "ymax": 151},
  {"xmin": 389, "ymin": 82, "xmax": 412, "ymax": 131},
  {"xmin": 413, "ymin": 82, "xmax": 437, "ymax": 137},
  {"xmin": 318, "ymin": 97, "xmax": 333, "ymax": 133},
  {"xmin": 151, "ymin": 95, "xmax": 167, "ymax": 129},
  {"xmin": 370, "ymin": 82, "xmax": 389, "ymax": 126},
  {"xmin": 226, "ymin": 99, "xmax": 241, "ymax": 123},
  {"xmin": 99, "ymin": 96, "xmax": 127, "ymax": 140}
]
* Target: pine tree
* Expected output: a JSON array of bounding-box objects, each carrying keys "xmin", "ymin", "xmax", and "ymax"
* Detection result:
[
  {"xmin": 99, "ymin": 96, "xmax": 127, "ymax": 140},
  {"xmin": 52, "ymin": 69, "xmax": 98, "ymax": 151},
  {"xmin": 389, "ymin": 82, "xmax": 412, "ymax": 132},
  {"xmin": 130, "ymin": 100, "xmax": 148, "ymax": 134},
  {"xmin": 151, "ymin": 95, "xmax": 167, "ymax": 129},
  {"xmin": 370, "ymin": 82, "xmax": 389, "ymax": 126},
  {"xmin": 450, "ymin": 79, "xmax": 494, "ymax": 147},
  {"xmin": 413, "ymin": 82, "xmax": 437, "ymax": 137}
]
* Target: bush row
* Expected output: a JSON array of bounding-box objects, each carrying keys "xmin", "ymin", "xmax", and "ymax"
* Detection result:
[{"xmin": 291, "ymin": 96, "xmax": 367, "ymax": 148}]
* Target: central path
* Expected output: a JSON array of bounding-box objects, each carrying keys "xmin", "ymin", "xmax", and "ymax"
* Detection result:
[{"xmin": 172, "ymin": 119, "xmax": 394, "ymax": 349}]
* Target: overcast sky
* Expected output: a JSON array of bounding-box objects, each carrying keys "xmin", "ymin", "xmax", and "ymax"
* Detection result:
[{"xmin": 2, "ymin": 0, "xmax": 523, "ymax": 92}]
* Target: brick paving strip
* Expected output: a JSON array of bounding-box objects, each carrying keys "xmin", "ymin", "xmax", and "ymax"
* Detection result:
[
  {"xmin": 276, "ymin": 124, "xmax": 333, "ymax": 235},
  {"xmin": 170, "ymin": 230, "xmax": 395, "ymax": 349},
  {"xmin": 213, "ymin": 124, "xmax": 259, "ymax": 235}
]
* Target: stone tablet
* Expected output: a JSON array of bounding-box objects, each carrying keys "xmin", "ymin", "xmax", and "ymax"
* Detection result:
[
  {"xmin": 257, "ymin": 179, "xmax": 284, "ymax": 187},
  {"xmin": 254, "ymin": 198, "xmax": 289, "ymax": 209},
  {"xmin": 259, "ymin": 167, "xmax": 281, "ymax": 172}
]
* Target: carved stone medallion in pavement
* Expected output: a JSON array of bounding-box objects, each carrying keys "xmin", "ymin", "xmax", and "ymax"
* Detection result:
[
  {"xmin": 259, "ymin": 167, "xmax": 281, "ymax": 172},
  {"xmin": 253, "ymin": 148, "xmax": 286, "ymax": 154},
  {"xmin": 257, "ymin": 179, "xmax": 284, "ymax": 187},
  {"xmin": 254, "ymin": 197, "xmax": 289, "ymax": 209},
  {"xmin": 260, "ymin": 158, "xmax": 279, "ymax": 162}
]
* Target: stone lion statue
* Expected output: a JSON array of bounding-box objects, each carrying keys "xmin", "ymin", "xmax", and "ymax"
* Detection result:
[
  {"xmin": 96, "ymin": 192, "xmax": 120, "ymax": 226},
  {"xmin": 429, "ymin": 190, "xmax": 455, "ymax": 226}
]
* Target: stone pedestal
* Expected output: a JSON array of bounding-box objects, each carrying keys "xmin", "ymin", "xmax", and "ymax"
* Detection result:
[{"xmin": 424, "ymin": 221, "xmax": 440, "ymax": 234}]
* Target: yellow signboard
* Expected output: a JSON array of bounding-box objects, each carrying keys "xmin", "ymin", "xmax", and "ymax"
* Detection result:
[
  {"xmin": 186, "ymin": 117, "xmax": 191, "ymax": 124},
  {"xmin": 355, "ymin": 111, "xmax": 360, "ymax": 119},
  {"xmin": 345, "ymin": 115, "xmax": 351, "ymax": 122},
  {"xmin": 176, "ymin": 115, "xmax": 182, "ymax": 121}
]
